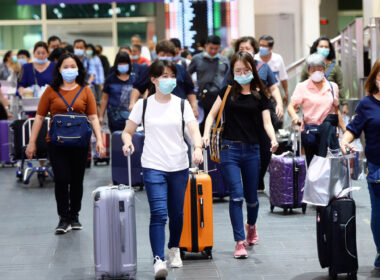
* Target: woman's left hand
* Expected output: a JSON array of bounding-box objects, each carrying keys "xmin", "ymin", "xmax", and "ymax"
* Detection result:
[
  {"xmin": 192, "ymin": 148, "xmax": 204, "ymax": 166},
  {"xmin": 96, "ymin": 140, "xmax": 105, "ymax": 158},
  {"xmin": 270, "ymin": 140, "xmax": 279, "ymax": 153},
  {"xmin": 276, "ymin": 104, "xmax": 284, "ymax": 120}
]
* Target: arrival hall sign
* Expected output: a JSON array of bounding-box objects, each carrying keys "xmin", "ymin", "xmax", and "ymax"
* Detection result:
[{"xmin": 18, "ymin": 0, "xmax": 162, "ymax": 4}]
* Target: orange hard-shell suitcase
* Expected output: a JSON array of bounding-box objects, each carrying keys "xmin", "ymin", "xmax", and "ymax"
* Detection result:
[{"xmin": 179, "ymin": 149, "xmax": 213, "ymax": 259}]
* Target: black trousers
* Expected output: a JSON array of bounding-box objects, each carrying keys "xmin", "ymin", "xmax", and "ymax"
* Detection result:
[{"xmin": 48, "ymin": 143, "xmax": 89, "ymax": 220}]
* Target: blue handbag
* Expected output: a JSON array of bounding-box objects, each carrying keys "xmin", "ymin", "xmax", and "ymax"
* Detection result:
[{"xmin": 49, "ymin": 87, "xmax": 92, "ymax": 147}]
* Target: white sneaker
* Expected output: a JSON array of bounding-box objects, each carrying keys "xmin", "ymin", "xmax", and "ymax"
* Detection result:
[
  {"xmin": 168, "ymin": 247, "xmax": 183, "ymax": 268},
  {"xmin": 153, "ymin": 256, "xmax": 168, "ymax": 279}
]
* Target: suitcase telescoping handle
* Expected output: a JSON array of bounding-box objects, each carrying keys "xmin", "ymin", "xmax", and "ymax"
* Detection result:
[
  {"xmin": 127, "ymin": 148, "xmax": 132, "ymax": 189},
  {"xmin": 203, "ymin": 145, "xmax": 208, "ymax": 174}
]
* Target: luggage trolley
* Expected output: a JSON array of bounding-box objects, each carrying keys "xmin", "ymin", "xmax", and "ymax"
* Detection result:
[{"xmin": 13, "ymin": 118, "xmax": 54, "ymax": 187}]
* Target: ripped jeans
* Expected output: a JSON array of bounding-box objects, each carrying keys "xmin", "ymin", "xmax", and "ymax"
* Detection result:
[{"xmin": 220, "ymin": 140, "xmax": 261, "ymax": 241}]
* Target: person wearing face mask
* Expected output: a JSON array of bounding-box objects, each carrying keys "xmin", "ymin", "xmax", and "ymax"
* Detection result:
[
  {"xmin": 170, "ymin": 38, "xmax": 191, "ymax": 69},
  {"xmin": 7, "ymin": 49, "xmax": 30, "ymax": 87},
  {"xmin": 341, "ymin": 60, "xmax": 380, "ymax": 270},
  {"xmin": 131, "ymin": 44, "xmax": 151, "ymax": 66},
  {"xmin": 256, "ymin": 35, "xmax": 289, "ymax": 104},
  {"xmin": 47, "ymin": 35, "xmax": 61, "ymax": 54},
  {"xmin": 73, "ymin": 39, "xmax": 96, "ymax": 85},
  {"xmin": 99, "ymin": 52, "xmax": 140, "ymax": 132},
  {"xmin": 85, "ymin": 44, "xmax": 105, "ymax": 105},
  {"xmin": 288, "ymin": 54, "xmax": 346, "ymax": 165},
  {"xmin": 300, "ymin": 36, "xmax": 347, "ymax": 114},
  {"xmin": 129, "ymin": 40, "xmax": 198, "ymax": 118},
  {"xmin": 122, "ymin": 60, "xmax": 203, "ymax": 279},
  {"xmin": 188, "ymin": 35, "xmax": 229, "ymax": 131},
  {"xmin": 203, "ymin": 51, "xmax": 278, "ymax": 259},
  {"xmin": 25, "ymin": 53, "xmax": 104, "ymax": 234},
  {"xmin": 18, "ymin": 41, "xmax": 56, "ymax": 98},
  {"xmin": 0, "ymin": 50, "xmax": 14, "ymax": 80},
  {"xmin": 222, "ymin": 36, "xmax": 284, "ymax": 192}
]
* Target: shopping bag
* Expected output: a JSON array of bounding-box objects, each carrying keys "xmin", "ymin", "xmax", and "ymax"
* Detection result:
[{"xmin": 302, "ymin": 155, "xmax": 350, "ymax": 206}]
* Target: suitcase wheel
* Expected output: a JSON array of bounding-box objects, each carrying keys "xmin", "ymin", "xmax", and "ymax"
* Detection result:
[
  {"xmin": 270, "ymin": 204, "xmax": 275, "ymax": 213},
  {"xmin": 204, "ymin": 247, "xmax": 213, "ymax": 259},
  {"xmin": 302, "ymin": 204, "xmax": 307, "ymax": 214},
  {"xmin": 37, "ymin": 173, "xmax": 45, "ymax": 187},
  {"xmin": 328, "ymin": 268, "xmax": 337, "ymax": 280}
]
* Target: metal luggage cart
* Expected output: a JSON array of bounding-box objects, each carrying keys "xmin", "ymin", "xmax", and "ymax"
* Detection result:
[{"xmin": 13, "ymin": 118, "xmax": 54, "ymax": 187}]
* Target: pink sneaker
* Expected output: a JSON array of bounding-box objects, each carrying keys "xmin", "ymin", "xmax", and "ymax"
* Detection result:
[
  {"xmin": 245, "ymin": 223, "xmax": 259, "ymax": 246},
  {"xmin": 234, "ymin": 241, "xmax": 248, "ymax": 259}
]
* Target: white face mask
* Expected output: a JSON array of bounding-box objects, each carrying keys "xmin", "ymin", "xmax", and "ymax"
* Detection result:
[
  {"xmin": 311, "ymin": 71, "xmax": 324, "ymax": 83},
  {"xmin": 377, "ymin": 80, "xmax": 380, "ymax": 89}
]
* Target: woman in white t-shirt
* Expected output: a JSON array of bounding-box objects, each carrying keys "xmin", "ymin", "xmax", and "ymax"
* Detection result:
[{"xmin": 121, "ymin": 60, "xmax": 203, "ymax": 279}]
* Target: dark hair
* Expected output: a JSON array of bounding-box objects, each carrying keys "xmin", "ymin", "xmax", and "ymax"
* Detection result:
[
  {"xmin": 119, "ymin": 45, "xmax": 131, "ymax": 53},
  {"xmin": 114, "ymin": 52, "xmax": 132, "ymax": 75},
  {"xmin": 48, "ymin": 47, "xmax": 66, "ymax": 62},
  {"xmin": 310, "ymin": 36, "xmax": 336, "ymax": 60},
  {"xmin": 155, "ymin": 40, "xmax": 176, "ymax": 56},
  {"xmin": 95, "ymin": 45, "xmax": 102, "ymax": 55},
  {"xmin": 181, "ymin": 51, "xmax": 190, "ymax": 58},
  {"xmin": 132, "ymin": 44, "xmax": 142, "ymax": 52},
  {"xmin": 48, "ymin": 35, "xmax": 61, "ymax": 45},
  {"xmin": 3, "ymin": 50, "xmax": 12, "ymax": 64},
  {"xmin": 170, "ymin": 38, "xmax": 181, "ymax": 49},
  {"xmin": 234, "ymin": 36, "xmax": 259, "ymax": 53},
  {"xmin": 86, "ymin": 44, "xmax": 96, "ymax": 55},
  {"xmin": 206, "ymin": 35, "xmax": 221, "ymax": 45},
  {"xmin": 95, "ymin": 45, "xmax": 103, "ymax": 51},
  {"xmin": 73, "ymin": 39, "xmax": 86, "ymax": 48},
  {"xmin": 17, "ymin": 49, "xmax": 31, "ymax": 58},
  {"xmin": 131, "ymin": 34, "xmax": 141, "ymax": 41},
  {"xmin": 64, "ymin": 44, "xmax": 74, "ymax": 54},
  {"xmin": 364, "ymin": 59, "xmax": 380, "ymax": 95},
  {"xmin": 148, "ymin": 60, "xmax": 177, "ymax": 95},
  {"xmin": 259, "ymin": 35, "xmax": 274, "ymax": 47},
  {"xmin": 33, "ymin": 41, "xmax": 49, "ymax": 53},
  {"xmin": 229, "ymin": 51, "xmax": 268, "ymax": 100},
  {"xmin": 50, "ymin": 53, "xmax": 86, "ymax": 91}
]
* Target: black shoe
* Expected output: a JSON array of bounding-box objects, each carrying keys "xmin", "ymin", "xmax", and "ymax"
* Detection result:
[
  {"xmin": 70, "ymin": 216, "xmax": 83, "ymax": 230},
  {"xmin": 55, "ymin": 218, "xmax": 71, "ymax": 234}
]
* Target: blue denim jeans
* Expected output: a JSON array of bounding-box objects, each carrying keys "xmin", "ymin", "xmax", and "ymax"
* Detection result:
[
  {"xmin": 367, "ymin": 161, "xmax": 380, "ymax": 253},
  {"xmin": 142, "ymin": 168, "xmax": 189, "ymax": 260},
  {"xmin": 220, "ymin": 140, "xmax": 261, "ymax": 241}
]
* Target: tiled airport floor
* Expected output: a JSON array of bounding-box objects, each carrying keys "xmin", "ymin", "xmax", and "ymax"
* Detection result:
[{"xmin": 0, "ymin": 163, "xmax": 379, "ymax": 280}]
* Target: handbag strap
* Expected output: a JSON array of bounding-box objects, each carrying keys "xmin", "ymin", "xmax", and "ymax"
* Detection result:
[
  {"xmin": 55, "ymin": 87, "xmax": 84, "ymax": 112},
  {"xmin": 212, "ymin": 85, "xmax": 232, "ymax": 134},
  {"xmin": 142, "ymin": 98, "xmax": 147, "ymax": 129},
  {"xmin": 325, "ymin": 61, "xmax": 335, "ymax": 78}
]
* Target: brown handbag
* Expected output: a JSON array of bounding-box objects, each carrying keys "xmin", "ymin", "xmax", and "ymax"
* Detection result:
[{"xmin": 210, "ymin": 85, "xmax": 232, "ymax": 163}]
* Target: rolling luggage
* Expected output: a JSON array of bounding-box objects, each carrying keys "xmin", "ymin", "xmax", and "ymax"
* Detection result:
[
  {"xmin": 111, "ymin": 130, "xmax": 144, "ymax": 189},
  {"xmin": 93, "ymin": 131, "xmax": 110, "ymax": 166},
  {"xmin": 199, "ymin": 146, "xmax": 229, "ymax": 198},
  {"xmin": 316, "ymin": 155, "xmax": 358, "ymax": 280},
  {"xmin": 93, "ymin": 149, "xmax": 137, "ymax": 280},
  {"xmin": 0, "ymin": 120, "xmax": 13, "ymax": 165},
  {"xmin": 269, "ymin": 129, "xmax": 307, "ymax": 213},
  {"xmin": 180, "ymin": 149, "xmax": 213, "ymax": 259}
]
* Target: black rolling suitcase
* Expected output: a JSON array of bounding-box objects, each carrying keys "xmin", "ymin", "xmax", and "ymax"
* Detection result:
[{"xmin": 316, "ymin": 197, "xmax": 358, "ymax": 280}]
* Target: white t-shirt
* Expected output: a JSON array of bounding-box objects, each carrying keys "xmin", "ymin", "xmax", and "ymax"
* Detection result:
[
  {"xmin": 128, "ymin": 94, "xmax": 196, "ymax": 172},
  {"xmin": 141, "ymin": 46, "xmax": 152, "ymax": 61},
  {"xmin": 255, "ymin": 52, "xmax": 288, "ymax": 85}
]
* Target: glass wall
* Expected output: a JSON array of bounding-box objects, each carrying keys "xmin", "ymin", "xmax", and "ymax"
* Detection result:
[
  {"xmin": 46, "ymin": 3, "xmax": 112, "ymax": 19},
  {"xmin": 0, "ymin": 25, "xmax": 42, "ymax": 50},
  {"xmin": 0, "ymin": 0, "xmax": 41, "ymax": 20}
]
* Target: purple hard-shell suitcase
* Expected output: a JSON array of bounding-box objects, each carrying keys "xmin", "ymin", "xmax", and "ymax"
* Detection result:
[
  {"xmin": 200, "ymin": 147, "xmax": 229, "ymax": 198},
  {"xmin": 0, "ymin": 120, "xmax": 13, "ymax": 165},
  {"xmin": 111, "ymin": 130, "xmax": 144, "ymax": 189},
  {"xmin": 269, "ymin": 129, "xmax": 307, "ymax": 213},
  {"xmin": 93, "ymin": 149, "xmax": 137, "ymax": 280}
]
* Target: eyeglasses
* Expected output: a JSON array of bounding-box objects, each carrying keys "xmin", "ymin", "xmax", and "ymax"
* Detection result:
[{"xmin": 234, "ymin": 69, "xmax": 252, "ymax": 75}]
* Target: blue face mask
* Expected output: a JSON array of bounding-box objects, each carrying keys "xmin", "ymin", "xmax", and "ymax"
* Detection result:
[
  {"xmin": 317, "ymin": 48, "xmax": 330, "ymax": 58},
  {"xmin": 158, "ymin": 78, "xmax": 177, "ymax": 95},
  {"xmin": 35, "ymin": 58, "xmax": 48, "ymax": 65},
  {"xmin": 74, "ymin": 49, "xmax": 84, "ymax": 57},
  {"xmin": 173, "ymin": 55, "xmax": 181, "ymax": 61},
  {"xmin": 86, "ymin": 50, "xmax": 93, "ymax": 56},
  {"xmin": 18, "ymin": 58, "xmax": 28, "ymax": 66},
  {"xmin": 117, "ymin": 64, "xmax": 129, "ymax": 74},
  {"xmin": 234, "ymin": 73, "xmax": 254, "ymax": 85},
  {"xmin": 205, "ymin": 52, "xmax": 219, "ymax": 60},
  {"xmin": 158, "ymin": 56, "xmax": 173, "ymax": 62},
  {"xmin": 61, "ymin": 68, "xmax": 79, "ymax": 82},
  {"xmin": 259, "ymin": 47, "xmax": 270, "ymax": 56}
]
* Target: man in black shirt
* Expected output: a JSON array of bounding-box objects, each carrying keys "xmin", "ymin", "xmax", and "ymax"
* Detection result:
[{"xmin": 95, "ymin": 45, "xmax": 110, "ymax": 78}]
